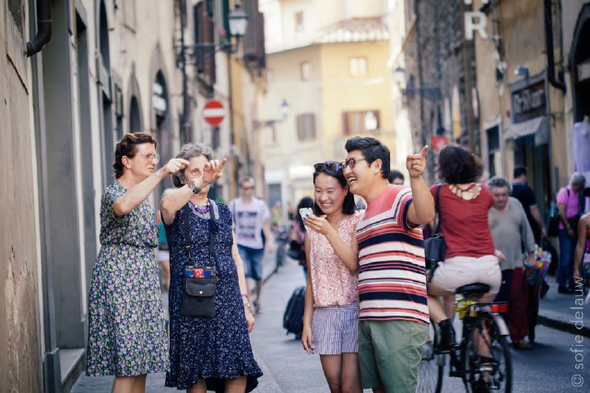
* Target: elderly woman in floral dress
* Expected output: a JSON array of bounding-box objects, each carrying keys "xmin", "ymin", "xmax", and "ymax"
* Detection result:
[{"xmin": 86, "ymin": 132, "xmax": 188, "ymax": 393}]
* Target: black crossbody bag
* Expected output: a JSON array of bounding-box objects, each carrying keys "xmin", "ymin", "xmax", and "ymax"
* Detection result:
[
  {"xmin": 181, "ymin": 200, "xmax": 219, "ymax": 318},
  {"xmin": 424, "ymin": 184, "xmax": 447, "ymax": 270}
]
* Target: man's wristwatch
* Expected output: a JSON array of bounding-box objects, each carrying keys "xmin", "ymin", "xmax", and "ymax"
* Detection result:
[{"xmin": 187, "ymin": 179, "xmax": 201, "ymax": 194}]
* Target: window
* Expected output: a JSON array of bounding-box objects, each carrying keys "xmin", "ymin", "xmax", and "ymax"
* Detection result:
[
  {"xmin": 487, "ymin": 126, "xmax": 500, "ymax": 177},
  {"xmin": 295, "ymin": 11, "xmax": 304, "ymax": 32},
  {"xmin": 300, "ymin": 62, "xmax": 310, "ymax": 81},
  {"xmin": 342, "ymin": 110, "xmax": 380, "ymax": 135},
  {"xmin": 349, "ymin": 57, "xmax": 367, "ymax": 77},
  {"xmin": 296, "ymin": 114, "xmax": 316, "ymax": 141}
]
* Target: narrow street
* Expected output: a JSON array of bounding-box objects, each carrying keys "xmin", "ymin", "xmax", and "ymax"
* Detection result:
[{"xmin": 72, "ymin": 251, "xmax": 587, "ymax": 392}]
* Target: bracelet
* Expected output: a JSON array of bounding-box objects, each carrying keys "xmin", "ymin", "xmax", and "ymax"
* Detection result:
[{"xmin": 241, "ymin": 293, "xmax": 249, "ymax": 297}]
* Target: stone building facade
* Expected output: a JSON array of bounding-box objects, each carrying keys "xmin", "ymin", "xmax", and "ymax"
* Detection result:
[{"xmin": 0, "ymin": 0, "xmax": 266, "ymax": 392}]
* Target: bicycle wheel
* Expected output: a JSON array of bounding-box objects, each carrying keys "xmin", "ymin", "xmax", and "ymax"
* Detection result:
[
  {"xmin": 417, "ymin": 321, "xmax": 444, "ymax": 393},
  {"xmin": 462, "ymin": 313, "xmax": 512, "ymax": 393}
]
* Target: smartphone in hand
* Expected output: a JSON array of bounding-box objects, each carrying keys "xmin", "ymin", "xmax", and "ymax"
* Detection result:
[{"xmin": 299, "ymin": 207, "xmax": 314, "ymax": 231}]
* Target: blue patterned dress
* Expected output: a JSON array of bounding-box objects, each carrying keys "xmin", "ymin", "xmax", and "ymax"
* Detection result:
[
  {"xmin": 164, "ymin": 202, "xmax": 262, "ymax": 391},
  {"xmin": 86, "ymin": 181, "xmax": 169, "ymax": 376}
]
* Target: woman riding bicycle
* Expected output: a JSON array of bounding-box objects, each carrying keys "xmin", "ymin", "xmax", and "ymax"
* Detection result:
[{"xmin": 427, "ymin": 145, "xmax": 502, "ymax": 350}]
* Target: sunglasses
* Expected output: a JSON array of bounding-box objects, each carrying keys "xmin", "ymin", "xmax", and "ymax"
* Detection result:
[{"xmin": 314, "ymin": 161, "xmax": 342, "ymax": 172}]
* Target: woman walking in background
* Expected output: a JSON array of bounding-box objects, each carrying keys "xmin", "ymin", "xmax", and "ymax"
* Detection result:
[
  {"xmin": 86, "ymin": 132, "xmax": 189, "ymax": 393},
  {"xmin": 301, "ymin": 161, "xmax": 363, "ymax": 393}
]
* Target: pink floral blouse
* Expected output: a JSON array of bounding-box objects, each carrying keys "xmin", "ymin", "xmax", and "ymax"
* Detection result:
[{"xmin": 308, "ymin": 211, "xmax": 363, "ymax": 307}]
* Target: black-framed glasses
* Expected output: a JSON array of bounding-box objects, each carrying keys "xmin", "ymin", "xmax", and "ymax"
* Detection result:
[
  {"xmin": 341, "ymin": 157, "xmax": 367, "ymax": 169},
  {"xmin": 314, "ymin": 161, "xmax": 342, "ymax": 172}
]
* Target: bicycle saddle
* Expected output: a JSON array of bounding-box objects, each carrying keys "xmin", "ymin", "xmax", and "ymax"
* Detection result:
[{"xmin": 456, "ymin": 283, "xmax": 490, "ymax": 298}]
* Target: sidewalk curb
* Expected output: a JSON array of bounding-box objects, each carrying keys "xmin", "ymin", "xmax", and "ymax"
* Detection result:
[{"xmin": 537, "ymin": 315, "xmax": 590, "ymax": 338}]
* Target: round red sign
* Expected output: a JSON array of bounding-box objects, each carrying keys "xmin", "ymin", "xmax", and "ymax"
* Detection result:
[{"xmin": 203, "ymin": 99, "xmax": 225, "ymax": 126}]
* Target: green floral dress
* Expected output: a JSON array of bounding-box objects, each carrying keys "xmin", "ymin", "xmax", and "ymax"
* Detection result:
[{"xmin": 86, "ymin": 181, "xmax": 169, "ymax": 376}]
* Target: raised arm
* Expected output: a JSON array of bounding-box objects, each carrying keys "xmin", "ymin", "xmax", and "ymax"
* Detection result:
[
  {"xmin": 114, "ymin": 158, "xmax": 189, "ymax": 216},
  {"xmin": 160, "ymin": 158, "xmax": 227, "ymax": 224},
  {"xmin": 406, "ymin": 146, "xmax": 435, "ymax": 225}
]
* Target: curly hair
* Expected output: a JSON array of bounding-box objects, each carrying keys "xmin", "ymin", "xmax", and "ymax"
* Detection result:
[
  {"xmin": 438, "ymin": 144, "xmax": 483, "ymax": 184},
  {"xmin": 113, "ymin": 132, "xmax": 157, "ymax": 179},
  {"xmin": 171, "ymin": 143, "xmax": 214, "ymax": 187}
]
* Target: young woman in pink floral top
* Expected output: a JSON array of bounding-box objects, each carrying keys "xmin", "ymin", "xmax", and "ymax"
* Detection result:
[{"xmin": 301, "ymin": 161, "xmax": 363, "ymax": 393}]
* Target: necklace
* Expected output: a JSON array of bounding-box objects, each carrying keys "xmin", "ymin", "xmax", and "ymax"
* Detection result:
[
  {"xmin": 190, "ymin": 199, "xmax": 210, "ymax": 214},
  {"xmin": 449, "ymin": 183, "xmax": 482, "ymax": 200}
]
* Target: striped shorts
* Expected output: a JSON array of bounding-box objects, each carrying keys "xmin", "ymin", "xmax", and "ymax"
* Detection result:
[{"xmin": 312, "ymin": 302, "xmax": 359, "ymax": 355}]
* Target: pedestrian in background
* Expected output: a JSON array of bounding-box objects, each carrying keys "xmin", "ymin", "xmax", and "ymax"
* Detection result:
[
  {"xmin": 343, "ymin": 137, "xmax": 434, "ymax": 393},
  {"xmin": 160, "ymin": 143, "xmax": 262, "ymax": 392},
  {"xmin": 556, "ymin": 173, "xmax": 586, "ymax": 293},
  {"xmin": 426, "ymin": 145, "xmax": 501, "ymax": 352},
  {"xmin": 511, "ymin": 166, "xmax": 547, "ymax": 243},
  {"xmin": 290, "ymin": 196, "xmax": 314, "ymax": 277},
  {"xmin": 301, "ymin": 161, "xmax": 363, "ymax": 393},
  {"xmin": 388, "ymin": 169, "xmax": 405, "ymax": 185},
  {"xmin": 230, "ymin": 177, "xmax": 273, "ymax": 314},
  {"xmin": 86, "ymin": 132, "xmax": 189, "ymax": 392},
  {"xmin": 488, "ymin": 177, "xmax": 536, "ymax": 350}
]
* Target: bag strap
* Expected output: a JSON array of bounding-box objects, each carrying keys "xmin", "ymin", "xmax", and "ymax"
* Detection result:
[
  {"xmin": 208, "ymin": 199, "xmax": 219, "ymax": 267},
  {"xmin": 184, "ymin": 200, "xmax": 220, "ymax": 269},
  {"xmin": 433, "ymin": 184, "xmax": 443, "ymax": 236}
]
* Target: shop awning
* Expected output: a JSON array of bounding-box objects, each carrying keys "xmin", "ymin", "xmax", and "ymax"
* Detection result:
[{"xmin": 504, "ymin": 116, "xmax": 549, "ymax": 146}]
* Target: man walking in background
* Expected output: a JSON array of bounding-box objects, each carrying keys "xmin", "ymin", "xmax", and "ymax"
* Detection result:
[
  {"xmin": 488, "ymin": 177, "xmax": 536, "ymax": 349},
  {"xmin": 231, "ymin": 177, "xmax": 273, "ymax": 314},
  {"xmin": 511, "ymin": 166, "xmax": 547, "ymax": 243}
]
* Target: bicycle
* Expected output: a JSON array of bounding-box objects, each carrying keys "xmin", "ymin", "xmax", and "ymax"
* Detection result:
[
  {"xmin": 417, "ymin": 283, "xmax": 512, "ymax": 393},
  {"xmin": 274, "ymin": 225, "xmax": 290, "ymax": 273}
]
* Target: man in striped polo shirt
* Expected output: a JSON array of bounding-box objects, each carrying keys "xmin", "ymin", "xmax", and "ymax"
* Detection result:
[{"xmin": 343, "ymin": 137, "xmax": 434, "ymax": 393}]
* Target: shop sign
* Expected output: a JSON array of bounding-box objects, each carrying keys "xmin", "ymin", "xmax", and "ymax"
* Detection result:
[
  {"xmin": 511, "ymin": 79, "xmax": 547, "ymax": 124},
  {"xmin": 464, "ymin": 0, "xmax": 489, "ymax": 40}
]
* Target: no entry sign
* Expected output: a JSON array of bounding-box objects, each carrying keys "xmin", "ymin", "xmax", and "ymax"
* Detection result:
[{"xmin": 203, "ymin": 99, "xmax": 225, "ymax": 126}]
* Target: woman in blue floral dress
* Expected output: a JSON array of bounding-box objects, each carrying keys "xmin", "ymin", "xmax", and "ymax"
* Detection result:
[
  {"xmin": 87, "ymin": 132, "xmax": 189, "ymax": 393},
  {"xmin": 160, "ymin": 143, "xmax": 262, "ymax": 392}
]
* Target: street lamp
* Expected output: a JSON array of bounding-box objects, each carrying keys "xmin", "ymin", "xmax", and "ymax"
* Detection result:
[
  {"xmin": 177, "ymin": 1, "xmax": 249, "ymax": 142},
  {"xmin": 228, "ymin": 4, "xmax": 249, "ymax": 38},
  {"xmin": 394, "ymin": 66, "xmax": 442, "ymax": 101},
  {"xmin": 280, "ymin": 99, "xmax": 290, "ymax": 119}
]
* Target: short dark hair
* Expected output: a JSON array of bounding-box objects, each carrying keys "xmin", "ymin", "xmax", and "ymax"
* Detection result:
[
  {"xmin": 388, "ymin": 169, "xmax": 404, "ymax": 184},
  {"xmin": 239, "ymin": 176, "xmax": 254, "ymax": 186},
  {"xmin": 113, "ymin": 132, "xmax": 157, "ymax": 179},
  {"xmin": 344, "ymin": 136, "xmax": 390, "ymax": 179},
  {"xmin": 313, "ymin": 163, "xmax": 356, "ymax": 215},
  {"xmin": 438, "ymin": 144, "xmax": 483, "ymax": 184},
  {"xmin": 513, "ymin": 166, "xmax": 527, "ymax": 179}
]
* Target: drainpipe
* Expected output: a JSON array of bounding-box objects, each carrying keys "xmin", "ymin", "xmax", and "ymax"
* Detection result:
[
  {"xmin": 26, "ymin": 0, "xmax": 52, "ymax": 57},
  {"xmin": 544, "ymin": 0, "xmax": 566, "ymax": 92}
]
